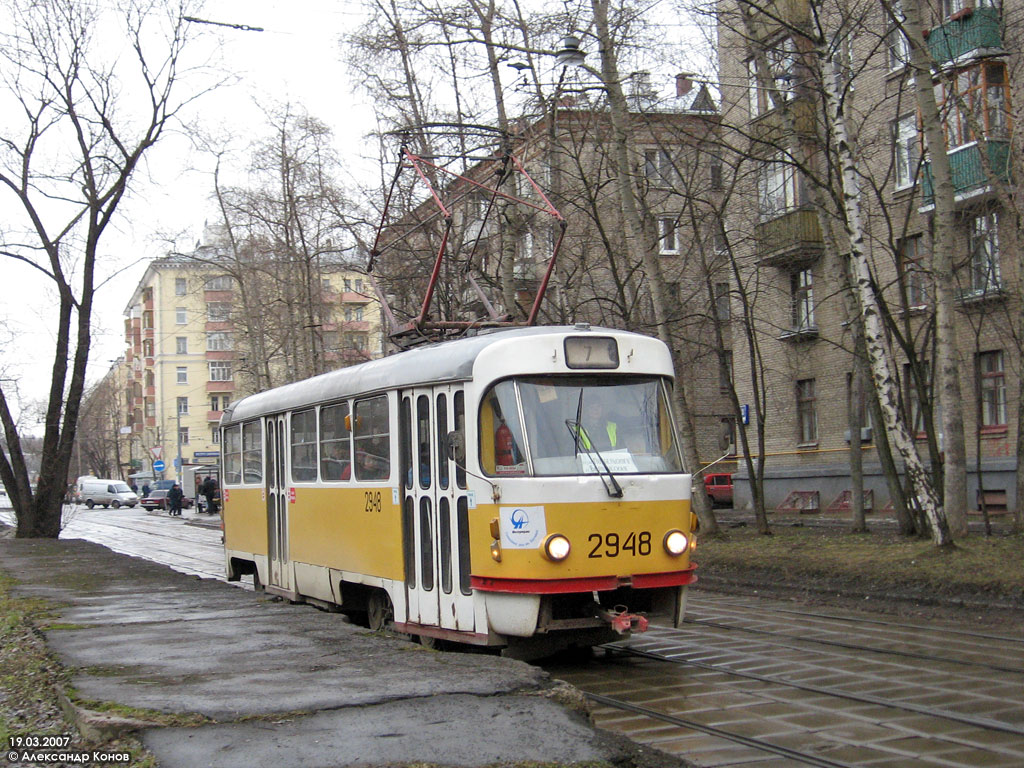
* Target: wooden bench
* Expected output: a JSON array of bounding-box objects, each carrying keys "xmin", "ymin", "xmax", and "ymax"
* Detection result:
[{"xmin": 975, "ymin": 488, "xmax": 1008, "ymax": 515}]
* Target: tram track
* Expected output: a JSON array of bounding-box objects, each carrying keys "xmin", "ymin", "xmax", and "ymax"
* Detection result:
[
  {"xmin": 679, "ymin": 615, "xmax": 1024, "ymax": 675},
  {"xmin": 600, "ymin": 642, "xmax": 1024, "ymax": 737},
  {"xmin": 584, "ymin": 689, "xmax": 858, "ymax": 768}
]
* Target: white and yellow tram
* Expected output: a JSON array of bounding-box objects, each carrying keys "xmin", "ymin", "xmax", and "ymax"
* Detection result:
[{"xmin": 221, "ymin": 325, "xmax": 697, "ymax": 657}]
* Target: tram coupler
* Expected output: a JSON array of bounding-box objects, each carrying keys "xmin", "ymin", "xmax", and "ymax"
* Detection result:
[{"xmin": 597, "ymin": 605, "xmax": 649, "ymax": 635}]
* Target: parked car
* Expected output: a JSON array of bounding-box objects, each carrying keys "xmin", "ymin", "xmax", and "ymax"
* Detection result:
[
  {"xmin": 140, "ymin": 489, "xmax": 193, "ymax": 511},
  {"xmin": 703, "ymin": 472, "xmax": 734, "ymax": 508}
]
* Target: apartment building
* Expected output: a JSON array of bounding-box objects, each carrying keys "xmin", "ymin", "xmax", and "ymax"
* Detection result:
[
  {"xmin": 123, "ymin": 249, "xmax": 383, "ymax": 483},
  {"xmin": 374, "ymin": 75, "xmax": 734, "ymax": 462},
  {"xmin": 717, "ymin": 0, "xmax": 1019, "ymax": 511}
]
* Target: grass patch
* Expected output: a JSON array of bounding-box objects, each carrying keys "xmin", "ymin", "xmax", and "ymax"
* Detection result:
[{"xmin": 697, "ymin": 524, "xmax": 1024, "ymax": 598}]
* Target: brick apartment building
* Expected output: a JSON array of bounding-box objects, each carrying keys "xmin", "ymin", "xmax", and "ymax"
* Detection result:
[{"xmin": 716, "ymin": 0, "xmax": 1020, "ymax": 512}]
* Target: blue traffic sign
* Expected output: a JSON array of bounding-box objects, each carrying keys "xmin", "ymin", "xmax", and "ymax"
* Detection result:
[{"xmin": 153, "ymin": 459, "xmax": 166, "ymax": 472}]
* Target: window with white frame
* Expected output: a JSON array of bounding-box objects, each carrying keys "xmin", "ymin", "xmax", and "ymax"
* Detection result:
[
  {"xmin": 178, "ymin": 426, "xmax": 189, "ymax": 446},
  {"xmin": 758, "ymin": 155, "xmax": 800, "ymax": 220},
  {"xmin": 978, "ymin": 350, "xmax": 1006, "ymax": 428},
  {"xmin": 209, "ymin": 361, "xmax": 233, "ymax": 382},
  {"xmin": 658, "ymin": 217, "xmax": 678, "ymax": 254},
  {"xmin": 514, "ymin": 231, "xmax": 534, "ymax": 278},
  {"xmin": 204, "ymin": 275, "xmax": 233, "ymax": 290},
  {"xmin": 968, "ymin": 210, "xmax": 1000, "ymax": 294},
  {"xmin": 175, "ymin": 336, "xmax": 188, "ymax": 354},
  {"xmin": 177, "ymin": 396, "xmax": 189, "ymax": 415},
  {"xmin": 207, "ymin": 302, "xmax": 230, "ymax": 322},
  {"xmin": 206, "ymin": 331, "xmax": 233, "ymax": 351},
  {"xmin": 796, "ymin": 379, "xmax": 818, "ymax": 444},
  {"xmin": 715, "ymin": 282, "xmax": 731, "ymax": 321},
  {"xmin": 791, "ymin": 268, "xmax": 815, "ymax": 331},
  {"xmin": 176, "ymin": 366, "xmax": 187, "ymax": 384},
  {"xmin": 175, "ymin": 307, "xmax": 186, "ymax": 324},
  {"xmin": 886, "ymin": 0, "xmax": 910, "ymax": 70},
  {"xmin": 174, "ymin": 277, "xmax": 187, "ymax": 296},
  {"xmin": 893, "ymin": 114, "xmax": 919, "ymax": 189},
  {"xmin": 746, "ymin": 38, "xmax": 795, "ymax": 118},
  {"xmin": 644, "ymin": 149, "xmax": 675, "ymax": 187}
]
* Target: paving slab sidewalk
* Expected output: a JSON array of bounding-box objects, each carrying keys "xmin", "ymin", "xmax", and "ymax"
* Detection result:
[{"xmin": 0, "ymin": 537, "xmax": 686, "ymax": 767}]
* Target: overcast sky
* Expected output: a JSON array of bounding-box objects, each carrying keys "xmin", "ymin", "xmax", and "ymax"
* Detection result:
[{"xmin": 2, "ymin": 0, "xmax": 372, "ymax": 429}]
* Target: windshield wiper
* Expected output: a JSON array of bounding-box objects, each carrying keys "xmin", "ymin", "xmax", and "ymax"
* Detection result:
[{"xmin": 565, "ymin": 419, "xmax": 623, "ymax": 498}]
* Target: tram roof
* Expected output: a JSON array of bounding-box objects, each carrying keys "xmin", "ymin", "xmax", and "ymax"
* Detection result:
[{"xmin": 222, "ymin": 325, "xmax": 658, "ymax": 424}]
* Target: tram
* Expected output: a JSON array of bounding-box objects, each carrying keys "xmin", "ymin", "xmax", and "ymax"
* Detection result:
[{"xmin": 220, "ymin": 324, "xmax": 697, "ymax": 658}]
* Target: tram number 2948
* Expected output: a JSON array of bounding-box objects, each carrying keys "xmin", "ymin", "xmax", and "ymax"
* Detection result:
[
  {"xmin": 588, "ymin": 531, "xmax": 652, "ymax": 558},
  {"xmin": 364, "ymin": 490, "xmax": 382, "ymax": 514}
]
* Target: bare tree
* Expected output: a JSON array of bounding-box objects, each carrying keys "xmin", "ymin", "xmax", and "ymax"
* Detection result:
[{"xmin": 0, "ymin": 0, "xmax": 209, "ymax": 537}]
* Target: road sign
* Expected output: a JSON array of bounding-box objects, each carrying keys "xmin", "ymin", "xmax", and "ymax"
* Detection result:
[
  {"xmin": 173, "ymin": 457, "xmax": 182, "ymax": 469},
  {"xmin": 153, "ymin": 459, "xmax": 166, "ymax": 472},
  {"xmin": 150, "ymin": 446, "xmax": 163, "ymax": 460}
]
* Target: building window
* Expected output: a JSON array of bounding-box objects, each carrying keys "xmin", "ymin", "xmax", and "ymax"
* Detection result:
[
  {"xmin": 644, "ymin": 149, "xmax": 675, "ymax": 187},
  {"xmin": 758, "ymin": 154, "xmax": 800, "ymax": 220},
  {"xmin": 207, "ymin": 302, "xmax": 231, "ymax": 322},
  {"xmin": 211, "ymin": 395, "xmax": 220, "ymax": 412},
  {"xmin": 898, "ymin": 235, "xmax": 929, "ymax": 308},
  {"xmin": 176, "ymin": 366, "xmax": 187, "ymax": 384},
  {"xmin": 204, "ymin": 275, "xmax": 233, "ymax": 290},
  {"xmin": 177, "ymin": 396, "xmax": 189, "ymax": 415},
  {"xmin": 797, "ymin": 378, "xmax": 817, "ymax": 444},
  {"xmin": 658, "ymin": 217, "xmax": 678, "ymax": 255},
  {"xmin": 791, "ymin": 268, "xmax": 815, "ymax": 331},
  {"xmin": 343, "ymin": 278, "xmax": 352, "ymax": 291},
  {"xmin": 904, "ymin": 362, "xmax": 930, "ymax": 435},
  {"xmin": 175, "ymin": 307, "xmax": 186, "ymax": 325},
  {"xmin": 211, "ymin": 428, "xmax": 221, "ymax": 445},
  {"xmin": 178, "ymin": 426, "xmax": 189, "ymax": 446},
  {"xmin": 968, "ymin": 210, "xmax": 1000, "ymax": 295},
  {"xmin": 893, "ymin": 114, "xmax": 919, "ymax": 190},
  {"xmin": 355, "ymin": 278, "xmax": 363, "ymax": 293},
  {"xmin": 978, "ymin": 350, "xmax": 1006, "ymax": 428},
  {"xmin": 176, "ymin": 336, "xmax": 188, "ymax": 354},
  {"xmin": 719, "ymin": 350, "xmax": 733, "ymax": 392},
  {"xmin": 709, "ymin": 153, "xmax": 723, "ymax": 191},
  {"xmin": 175, "ymin": 277, "xmax": 187, "ymax": 296},
  {"xmin": 714, "ymin": 282, "xmax": 730, "ymax": 321},
  {"xmin": 206, "ymin": 331, "xmax": 233, "ymax": 351},
  {"xmin": 886, "ymin": 0, "xmax": 910, "ymax": 70},
  {"xmin": 938, "ymin": 63, "xmax": 1010, "ymax": 149},
  {"xmin": 746, "ymin": 38, "xmax": 795, "ymax": 118},
  {"xmin": 142, "ymin": 339, "xmax": 154, "ymax": 358},
  {"xmin": 209, "ymin": 361, "xmax": 233, "ymax": 382},
  {"xmin": 144, "ymin": 400, "xmax": 155, "ymax": 418}
]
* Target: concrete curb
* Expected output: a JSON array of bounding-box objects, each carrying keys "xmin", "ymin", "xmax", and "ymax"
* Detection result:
[{"xmin": 57, "ymin": 691, "xmax": 160, "ymax": 743}]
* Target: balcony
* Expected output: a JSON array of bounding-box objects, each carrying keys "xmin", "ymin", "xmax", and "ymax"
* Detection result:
[
  {"xmin": 754, "ymin": 208, "xmax": 823, "ymax": 267},
  {"xmin": 921, "ymin": 139, "xmax": 1010, "ymax": 205},
  {"xmin": 207, "ymin": 380, "xmax": 236, "ymax": 393},
  {"xmin": 926, "ymin": 7, "xmax": 1002, "ymax": 67},
  {"xmin": 207, "ymin": 410, "xmax": 224, "ymax": 422}
]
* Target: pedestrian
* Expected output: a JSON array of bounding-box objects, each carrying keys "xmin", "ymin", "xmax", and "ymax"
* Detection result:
[
  {"xmin": 200, "ymin": 475, "xmax": 219, "ymax": 514},
  {"xmin": 129, "ymin": 482, "xmax": 138, "ymax": 494},
  {"xmin": 142, "ymin": 483, "xmax": 151, "ymax": 498},
  {"xmin": 167, "ymin": 483, "xmax": 184, "ymax": 517}
]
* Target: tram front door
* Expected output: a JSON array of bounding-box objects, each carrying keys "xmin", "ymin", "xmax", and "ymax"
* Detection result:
[
  {"xmin": 265, "ymin": 414, "xmax": 293, "ymax": 594},
  {"xmin": 401, "ymin": 386, "xmax": 474, "ymax": 634}
]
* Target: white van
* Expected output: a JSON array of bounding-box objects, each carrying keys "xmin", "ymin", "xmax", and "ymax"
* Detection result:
[{"xmin": 76, "ymin": 477, "xmax": 138, "ymax": 509}]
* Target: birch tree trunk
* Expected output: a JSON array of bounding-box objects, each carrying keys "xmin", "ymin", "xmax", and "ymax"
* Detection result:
[{"xmin": 818, "ymin": 54, "xmax": 952, "ymax": 546}]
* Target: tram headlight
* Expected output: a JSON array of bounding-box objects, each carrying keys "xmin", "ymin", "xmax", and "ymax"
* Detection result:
[
  {"xmin": 663, "ymin": 529, "xmax": 689, "ymax": 556},
  {"xmin": 542, "ymin": 533, "xmax": 571, "ymax": 562}
]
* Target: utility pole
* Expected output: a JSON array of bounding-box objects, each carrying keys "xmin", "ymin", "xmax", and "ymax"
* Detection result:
[{"xmin": 175, "ymin": 408, "xmax": 183, "ymax": 482}]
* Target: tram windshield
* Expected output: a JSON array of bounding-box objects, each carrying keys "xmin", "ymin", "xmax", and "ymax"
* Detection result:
[{"xmin": 479, "ymin": 376, "xmax": 683, "ymax": 477}]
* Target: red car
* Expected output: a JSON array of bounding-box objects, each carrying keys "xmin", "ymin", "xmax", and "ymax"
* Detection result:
[{"xmin": 703, "ymin": 473, "xmax": 733, "ymax": 508}]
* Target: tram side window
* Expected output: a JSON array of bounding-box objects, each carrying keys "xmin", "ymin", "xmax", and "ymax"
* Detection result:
[
  {"xmin": 242, "ymin": 421, "xmax": 263, "ymax": 484},
  {"xmin": 480, "ymin": 382, "xmax": 527, "ymax": 476},
  {"xmin": 354, "ymin": 395, "xmax": 390, "ymax": 481},
  {"xmin": 223, "ymin": 425, "xmax": 242, "ymax": 485},
  {"xmin": 291, "ymin": 409, "xmax": 318, "ymax": 482},
  {"xmin": 320, "ymin": 402, "xmax": 352, "ymax": 482}
]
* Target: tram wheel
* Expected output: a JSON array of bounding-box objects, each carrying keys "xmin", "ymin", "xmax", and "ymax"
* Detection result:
[
  {"xmin": 418, "ymin": 634, "xmax": 446, "ymax": 651},
  {"xmin": 367, "ymin": 590, "xmax": 393, "ymax": 632}
]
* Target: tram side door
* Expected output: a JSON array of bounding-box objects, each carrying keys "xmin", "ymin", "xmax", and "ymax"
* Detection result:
[
  {"xmin": 401, "ymin": 390, "xmax": 440, "ymax": 628},
  {"xmin": 265, "ymin": 414, "xmax": 292, "ymax": 592},
  {"xmin": 400, "ymin": 386, "xmax": 474, "ymax": 633}
]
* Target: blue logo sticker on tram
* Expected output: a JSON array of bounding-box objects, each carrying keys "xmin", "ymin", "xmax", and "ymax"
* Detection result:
[{"xmin": 500, "ymin": 506, "xmax": 546, "ymax": 549}]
